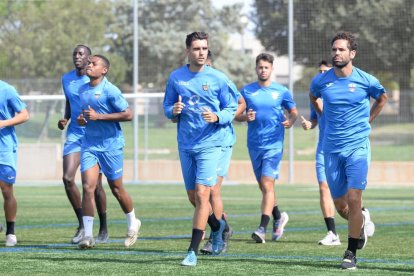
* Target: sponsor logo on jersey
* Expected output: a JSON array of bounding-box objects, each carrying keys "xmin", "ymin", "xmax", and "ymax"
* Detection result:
[
  {"xmin": 348, "ymin": 83, "xmax": 356, "ymax": 92},
  {"xmin": 326, "ymin": 82, "xmax": 334, "ymax": 87},
  {"xmin": 94, "ymin": 90, "xmax": 102, "ymax": 99},
  {"xmin": 271, "ymin": 92, "xmax": 280, "ymax": 100},
  {"xmin": 251, "ymin": 92, "xmax": 259, "ymax": 97},
  {"xmin": 178, "ymin": 81, "xmax": 189, "ymax": 86},
  {"xmin": 202, "ymin": 82, "xmax": 209, "ymax": 91}
]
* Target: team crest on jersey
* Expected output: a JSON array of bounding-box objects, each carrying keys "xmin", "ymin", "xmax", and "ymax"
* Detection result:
[
  {"xmin": 202, "ymin": 82, "xmax": 209, "ymax": 91},
  {"xmin": 271, "ymin": 92, "xmax": 280, "ymax": 100},
  {"xmin": 348, "ymin": 83, "xmax": 357, "ymax": 92},
  {"xmin": 94, "ymin": 90, "xmax": 102, "ymax": 98}
]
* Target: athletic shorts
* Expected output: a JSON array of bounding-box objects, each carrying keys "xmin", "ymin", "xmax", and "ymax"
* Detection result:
[
  {"xmin": 63, "ymin": 138, "xmax": 82, "ymax": 156},
  {"xmin": 324, "ymin": 140, "xmax": 371, "ymax": 199},
  {"xmin": 248, "ymin": 148, "xmax": 283, "ymax": 183},
  {"xmin": 179, "ymin": 147, "xmax": 221, "ymax": 190},
  {"xmin": 315, "ymin": 142, "xmax": 327, "ymax": 183},
  {"xmin": 217, "ymin": 146, "xmax": 233, "ymax": 177},
  {"xmin": 80, "ymin": 148, "xmax": 124, "ymax": 181},
  {"xmin": 0, "ymin": 151, "xmax": 17, "ymax": 184}
]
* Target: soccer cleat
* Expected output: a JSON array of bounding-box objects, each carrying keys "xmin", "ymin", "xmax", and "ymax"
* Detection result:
[
  {"xmin": 341, "ymin": 250, "xmax": 357, "ymax": 270},
  {"xmin": 222, "ymin": 225, "xmax": 233, "ymax": 253},
  {"xmin": 318, "ymin": 231, "xmax": 341, "ymax": 246},
  {"xmin": 200, "ymin": 236, "xmax": 213, "ymax": 255},
  {"xmin": 357, "ymin": 211, "xmax": 368, "ymax": 250},
  {"xmin": 78, "ymin": 236, "xmax": 95, "ymax": 249},
  {"xmin": 71, "ymin": 227, "xmax": 84, "ymax": 244},
  {"xmin": 95, "ymin": 230, "xmax": 109, "ymax": 244},
  {"xmin": 272, "ymin": 212, "xmax": 289, "ymax": 241},
  {"xmin": 362, "ymin": 208, "xmax": 375, "ymax": 237},
  {"xmin": 5, "ymin": 234, "xmax": 17, "ymax": 247},
  {"xmin": 181, "ymin": 250, "xmax": 197, "ymax": 266},
  {"xmin": 124, "ymin": 218, "xmax": 141, "ymax": 248},
  {"xmin": 251, "ymin": 226, "xmax": 266, "ymax": 243},
  {"xmin": 211, "ymin": 220, "xmax": 225, "ymax": 255}
]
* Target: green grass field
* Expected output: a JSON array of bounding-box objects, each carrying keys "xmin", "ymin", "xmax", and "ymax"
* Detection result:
[{"xmin": 0, "ymin": 184, "xmax": 413, "ymax": 275}]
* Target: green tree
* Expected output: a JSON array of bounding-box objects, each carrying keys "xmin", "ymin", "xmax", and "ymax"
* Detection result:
[
  {"xmin": 255, "ymin": 0, "xmax": 413, "ymax": 119},
  {"xmin": 107, "ymin": 0, "xmax": 255, "ymax": 90}
]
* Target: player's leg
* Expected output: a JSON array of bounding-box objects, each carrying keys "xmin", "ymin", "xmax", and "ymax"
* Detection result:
[
  {"xmin": 0, "ymin": 179, "xmax": 17, "ymax": 247},
  {"xmin": 62, "ymin": 151, "xmax": 84, "ymax": 243},
  {"xmin": 94, "ymin": 173, "xmax": 108, "ymax": 243}
]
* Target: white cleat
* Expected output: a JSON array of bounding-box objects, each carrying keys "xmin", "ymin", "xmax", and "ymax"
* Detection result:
[
  {"xmin": 272, "ymin": 212, "xmax": 289, "ymax": 241},
  {"xmin": 124, "ymin": 218, "xmax": 141, "ymax": 248},
  {"xmin": 78, "ymin": 236, "xmax": 95, "ymax": 249},
  {"xmin": 362, "ymin": 208, "xmax": 375, "ymax": 237},
  {"xmin": 318, "ymin": 231, "xmax": 341, "ymax": 246},
  {"xmin": 5, "ymin": 234, "xmax": 17, "ymax": 247}
]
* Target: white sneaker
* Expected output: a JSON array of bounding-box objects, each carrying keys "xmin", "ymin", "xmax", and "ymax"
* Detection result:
[
  {"xmin": 272, "ymin": 212, "xmax": 289, "ymax": 241},
  {"xmin": 78, "ymin": 236, "xmax": 95, "ymax": 249},
  {"xmin": 124, "ymin": 218, "xmax": 141, "ymax": 248},
  {"xmin": 71, "ymin": 228, "xmax": 85, "ymax": 244},
  {"xmin": 318, "ymin": 231, "xmax": 341, "ymax": 245},
  {"xmin": 6, "ymin": 234, "xmax": 17, "ymax": 247},
  {"xmin": 362, "ymin": 208, "xmax": 375, "ymax": 237}
]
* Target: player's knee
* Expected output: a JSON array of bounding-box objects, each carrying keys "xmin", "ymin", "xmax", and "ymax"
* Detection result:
[{"xmin": 62, "ymin": 175, "xmax": 75, "ymax": 186}]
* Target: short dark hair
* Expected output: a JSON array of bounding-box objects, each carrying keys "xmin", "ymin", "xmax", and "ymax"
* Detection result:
[
  {"xmin": 93, "ymin": 54, "xmax": 110, "ymax": 72},
  {"xmin": 318, "ymin": 60, "xmax": 332, "ymax": 67},
  {"xmin": 331, "ymin": 31, "xmax": 357, "ymax": 51},
  {"xmin": 256, "ymin": 53, "xmax": 274, "ymax": 65},
  {"xmin": 207, "ymin": 50, "xmax": 213, "ymax": 60},
  {"xmin": 75, "ymin": 44, "xmax": 92, "ymax": 55},
  {"xmin": 185, "ymin": 32, "xmax": 208, "ymax": 48}
]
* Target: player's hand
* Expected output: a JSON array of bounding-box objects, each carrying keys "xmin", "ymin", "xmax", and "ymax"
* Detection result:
[
  {"xmin": 77, "ymin": 114, "xmax": 87, "ymax": 126},
  {"xmin": 201, "ymin": 107, "xmax": 218, "ymax": 123},
  {"xmin": 247, "ymin": 108, "xmax": 256, "ymax": 122},
  {"xmin": 173, "ymin": 95, "xmax": 185, "ymax": 116},
  {"xmin": 300, "ymin": 115, "xmax": 312, "ymax": 130},
  {"xmin": 83, "ymin": 106, "xmax": 100, "ymax": 121},
  {"xmin": 58, "ymin": 118, "xmax": 68, "ymax": 130},
  {"xmin": 282, "ymin": 114, "xmax": 294, "ymax": 129}
]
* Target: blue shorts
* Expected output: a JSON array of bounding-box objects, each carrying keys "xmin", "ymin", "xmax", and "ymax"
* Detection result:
[
  {"xmin": 315, "ymin": 143, "xmax": 327, "ymax": 183},
  {"xmin": 179, "ymin": 147, "xmax": 221, "ymax": 190},
  {"xmin": 0, "ymin": 151, "xmax": 17, "ymax": 184},
  {"xmin": 248, "ymin": 148, "xmax": 283, "ymax": 182},
  {"xmin": 324, "ymin": 141, "xmax": 371, "ymax": 199},
  {"xmin": 63, "ymin": 138, "xmax": 82, "ymax": 156},
  {"xmin": 80, "ymin": 148, "xmax": 124, "ymax": 181},
  {"xmin": 217, "ymin": 146, "xmax": 233, "ymax": 177}
]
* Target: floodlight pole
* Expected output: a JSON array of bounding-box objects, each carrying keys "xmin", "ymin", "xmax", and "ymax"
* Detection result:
[
  {"xmin": 133, "ymin": 0, "xmax": 139, "ymax": 182},
  {"xmin": 288, "ymin": 0, "xmax": 294, "ymax": 184}
]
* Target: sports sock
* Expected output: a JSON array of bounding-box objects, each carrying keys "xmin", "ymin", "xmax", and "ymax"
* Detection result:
[
  {"xmin": 98, "ymin": 212, "xmax": 107, "ymax": 233},
  {"xmin": 82, "ymin": 216, "xmax": 94, "ymax": 237},
  {"xmin": 272, "ymin": 205, "xmax": 281, "ymax": 221},
  {"xmin": 188, "ymin": 228, "xmax": 204, "ymax": 253},
  {"xmin": 208, "ymin": 213, "xmax": 220, "ymax": 232},
  {"xmin": 6, "ymin": 221, "xmax": 15, "ymax": 235},
  {"xmin": 222, "ymin": 214, "xmax": 230, "ymax": 232},
  {"xmin": 259, "ymin": 214, "xmax": 270, "ymax": 230},
  {"xmin": 75, "ymin": 208, "xmax": 83, "ymax": 228},
  {"xmin": 324, "ymin": 217, "xmax": 337, "ymax": 235},
  {"xmin": 347, "ymin": 237, "xmax": 359, "ymax": 256},
  {"xmin": 126, "ymin": 209, "xmax": 137, "ymax": 230}
]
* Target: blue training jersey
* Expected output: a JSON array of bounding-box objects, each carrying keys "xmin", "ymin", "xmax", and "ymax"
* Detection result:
[
  {"xmin": 310, "ymin": 66, "xmax": 385, "ymax": 153},
  {"xmin": 0, "ymin": 80, "xmax": 26, "ymax": 152},
  {"xmin": 79, "ymin": 77, "xmax": 129, "ymax": 152},
  {"xmin": 222, "ymin": 81, "xmax": 242, "ymax": 147},
  {"xmin": 61, "ymin": 69, "xmax": 89, "ymax": 141},
  {"xmin": 163, "ymin": 65, "xmax": 238, "ymax": 150},
  {"xmin": 241, "ymin": 81, "xmax": 296, "ymax": 150}
]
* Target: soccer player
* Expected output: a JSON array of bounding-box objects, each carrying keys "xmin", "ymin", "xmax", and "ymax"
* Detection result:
[
  {"xmin": 76, "ymin": 54, "xmax": 141, "ymax": 249},
  {"xmin": 200, "ymin": 50, "xmax": 246, "ymax": 255},
  {"xmin": 58, "ymin": 45, "xmax": 108, "ymax": 244},
  {"xmin": 163, "ymin": 31, "xmax": 238, "ymax": 266},
  {"xmin": 0, "ymin": 80, "xmax": 29, "ymax": 246},
  {"xmin": 310, "ymin": 31, "xmax": 387, "ymax": 269},
  {"xmin": 236, "ymin": 53, "xmax": 297, "ymax": 244}
]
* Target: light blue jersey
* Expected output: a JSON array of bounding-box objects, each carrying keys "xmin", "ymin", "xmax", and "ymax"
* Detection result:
[
  {"xmin": 61, "ymin": 69, "xmax": 89, "ymax": 142},
  {"xmin": 240, "ymin": 81, "xmax": 296, "ymax": 150},
  {"xmin": 163, "ymin": 65, "xmax": 238, "ymax": 150},
  {"xmin": 310, "ymin": 67, "xmax": 385, "ymax": 153},
  {"xmin": 0, "ymin": 80, "xmax": 26, "ymax": 152},
  {"xmin": 79, "ymin": 77, "xmax": 128, "ymax": 152}
]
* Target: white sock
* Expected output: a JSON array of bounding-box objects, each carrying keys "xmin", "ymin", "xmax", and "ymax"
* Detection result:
[
  {"xmin": 83, "ymin": 216, "xmax": 94, "ymax": 237},
  {"xmin": 126, "ymin": 209, "xmax": 136, "ymax": 229}
]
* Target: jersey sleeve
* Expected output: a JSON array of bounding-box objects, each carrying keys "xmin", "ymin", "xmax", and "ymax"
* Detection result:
[
  {"xmin": 310, "ymin": 75, "xmax": 322, "ymax": 98},
  {"xmin": 7, "ymin": 86, "xmax": 26, "ymax": 113},
  {"xmin": 281, "ymin": 89, "xmax": 296, "ymax": 111},
  {"xmin": 109, "ymin": 87, "xmax": 129, "ymax": 112},
  {"xmin": 309, "ymin": 102, "xmax": 318, "ymax": 120},
  {"xmin": 368, "ymin": 75, "xmax": 386, "ymax": 99}
]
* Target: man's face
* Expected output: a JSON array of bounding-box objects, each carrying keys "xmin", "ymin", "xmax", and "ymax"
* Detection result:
[
  {"xmin": 256, "ymin": 60, "xmax": 273, "ymax": 82},
  {"xmin": 331, "ymin": 39, "xmax": 355, "ymax": 68},
  {"xmin": 72, "ymin": 47, "xmax": 89, "ymax": 70},
  {"xmin": 187, "ymin": 39, "xmax": 208, "ymax": 68},
  {"xmin": 319, "ymin": 64, "xmax": 331, "ymax": 74},
  {"xmin": 85, "ymin": 56, "xmax": 107, "ymax": 78}
]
